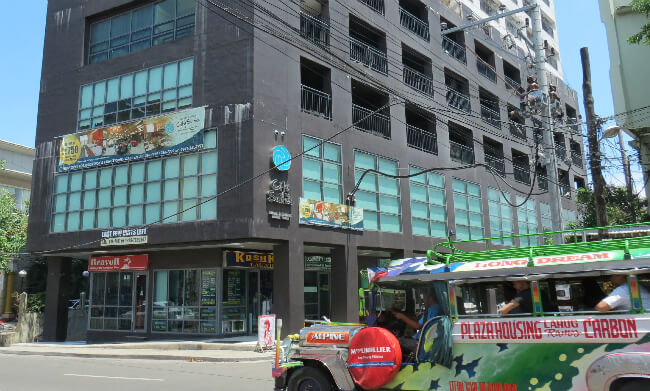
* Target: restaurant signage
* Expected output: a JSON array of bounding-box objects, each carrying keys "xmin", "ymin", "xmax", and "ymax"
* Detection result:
[
  {"xmin": 88, "ymin": 254, "xmax": 149, "ymax": 272},
  {"xmin": 299, "ymin": 198, "xmax": 363, "ymax": 230},
  {"xmin": 58, "ymin": 107, "xmax": 206, "ymax": 172},
  {"xmin": 224, "ymin": 250, "xmax": 274, "ymax": 269}
]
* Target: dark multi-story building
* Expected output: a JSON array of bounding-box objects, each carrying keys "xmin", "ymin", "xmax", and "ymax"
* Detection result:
[{"xmin": 30, "ymin": 0, "xmax": 585, "ymax": 341}]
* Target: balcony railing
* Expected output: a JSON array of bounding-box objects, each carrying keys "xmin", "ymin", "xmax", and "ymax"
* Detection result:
[
  {"xmin": 442, "ymin": 36, "xmax": 466, "ymax": 64},
  {"xmin": 537, "ymin": 174, "xmax": 548, "ymax": 191},
  {"xmin": 571, "ymin": 151, "xmax": 583, "ymax": 168},
  {"xmin": 555, "ymin": 143, "xmax": 566, "ymax": 160},
  {"xmin": 485, "ymin": 154, "xmax": 505, "ymax": 176},
  {"xmin": 349, "ymin": 38, "xmax": 388, "ymax": 75},
  {"xmin": 358, "ymin": 0, "xmax": 385, "ymax": 15},
  {"xmin": 403, "ymin": 66, "xmax": 434, "ymax": 97},
  {"xmin": 560, "ymin": 184, "xmax": 572, "ymax": 199},
  {"xmin": 513, "ymin": 164, "xmax": 531, "ymax": 184},
  {"xmin": 301, "ymin": 85, "xmax": 332, "ymax": 120},
  {"xmin": 407, "ymin": 125, "xmax": 437, "ymax": 154},
  {"xmin": 480, "ymin": 104, "xmax": 501, "ymax": 129},
  {"xmin": 300, "ymin": 12, "xmax": 330, "ymax": 48},
  {"xmin": 477, "ymin": 60, "xmax": 497, "ymax": 82},
  {"xmin": 352, "ymin": 104, "xmax": 391, "ymax": 139},
  {"xmin": 505, "ymin": 75, "xmax": 521, "ymax": 90},
  {"xmin": 509, "ymin": 122, "xmax": 526, "ymax": 140},
  {"xmin": 400, "ymin": 8, "xmax": 429, "ymax": 41},
  {"xmin": 446, "ymin": 87, "xmax": 471, "ymax": 113},
  {"xmin": 567, "ymin": 119, "xmax": 580, "ymax": 132},
  {"xmin": 450, "ymin": 140, "xmax": 474, "ymax": 164}
]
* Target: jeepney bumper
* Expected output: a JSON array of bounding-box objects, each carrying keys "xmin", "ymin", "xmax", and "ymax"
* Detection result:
[{"xmin": 272, "ymin": 366, "xmax": 288, "ymax": 390}]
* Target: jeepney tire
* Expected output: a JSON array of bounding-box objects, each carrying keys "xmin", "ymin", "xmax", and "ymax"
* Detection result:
[
  {"xmin": 287, "ymin": 366, "xmax": 334, "ymax": 391},
  {"xmin": 610, "ymin": 378, "xmax": 650, "ymax": 391}
]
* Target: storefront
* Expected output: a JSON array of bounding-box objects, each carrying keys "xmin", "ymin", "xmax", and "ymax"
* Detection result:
[{"xmin": 304, "ymin": 255, "xmax": 331, "ymax": 321}]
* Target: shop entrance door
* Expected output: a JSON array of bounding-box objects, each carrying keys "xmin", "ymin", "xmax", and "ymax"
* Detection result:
[
  {"xmin": 133, "ymin": 272, "xmax": 147, "ymax": 331},
  {"xmin": 247, "ymin": 269, "xmax": 273, "ymax": 335}
]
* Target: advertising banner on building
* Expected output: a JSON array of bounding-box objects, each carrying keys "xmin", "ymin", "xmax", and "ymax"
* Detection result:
[
  {"xmin": 100, "ymin": 228, "xmax": 148, "ymax": 246},
  {"xmin": 57, "ymin": 107, "xmax": 206, "ymax": 172},
  {"xmin": 298, "ymin": 198, "xmax": 364, "ymax": 230},
  {"xmin": 88, "ymin": 254, "xmax": 149, "ymax": 272},
  {"xmin": 224, "ymin": 250, "xmax": 274, "ymax": 269},
  {"xmin": 258, "ymin": 314, "xmax": 276, "ymax": 349}
]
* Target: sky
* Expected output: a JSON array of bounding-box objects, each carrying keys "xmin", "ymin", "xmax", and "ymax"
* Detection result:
[{"xmin": 0, "ymin": 1, "xmax": 639, "ymax": 189}]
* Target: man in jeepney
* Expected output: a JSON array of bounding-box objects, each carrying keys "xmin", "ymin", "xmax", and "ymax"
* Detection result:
[
  {"xmin": 390, "ymin": 290, "xmax": 440, "ymax": 356},
  {"xmin": 595, "ymin": 274, "xmax": 650, "ymax": 312},
  {"xmin": 498, "ymin": 281, "xmax": 533, "ymax": 315}
]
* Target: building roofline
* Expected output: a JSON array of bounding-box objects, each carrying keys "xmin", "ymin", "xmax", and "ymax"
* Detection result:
[{"xmin": 0, "ymin": 139, "xmax": 35, "ymax": 156}]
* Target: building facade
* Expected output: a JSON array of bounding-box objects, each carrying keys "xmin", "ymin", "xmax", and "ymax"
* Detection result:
[
  {"xmin": 0, "ymin": 140, "xmax": 34, "ymax": 317},
  {"xmin": 30, "ymin": 0, "xmax": 585, "ymax": 341}
]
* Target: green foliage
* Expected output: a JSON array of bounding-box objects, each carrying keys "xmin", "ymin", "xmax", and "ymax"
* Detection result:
[
  {"xmin": 26, "ymin": 292, "xmax": 46, "ymax": 313},
  {"xmin": 0, "ymin": 189, "xmax": 29, "ymax": 273},
  {"xmin": 628, "ymin": 0, "xmax": 650, "ymax": 45},
  {"xmin": 576, "ymin": 187, "xmax": 648, "ymax": 228}
]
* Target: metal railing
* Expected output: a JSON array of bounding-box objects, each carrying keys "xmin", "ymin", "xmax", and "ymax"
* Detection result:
[
  {"xmin": 442, "ymin": 36, "xmax": 466, "ymax": 64},
  {"xmin": 567, "ymin": 119, "xmax": 580, "ymax": 132},
  {"xmin": 300, "ymin": 12, "xmax": 330, "ymax": 48},
  {"xmin": 349, "ymin": 38, "xmax": 388, "ymax": 74},
  {"xmin": 449, "ymin": 140, "xmax": 474, "ymax": 164},
  {"xmin": 509, "ymin": 122, "xmax": 526, "ymax": 140},
  {"xmin": 537, "ymin": 174, "xmax": 548, "ymax": 191},
  {"xmin": 571, "ymin": 151, "xmax": 583, "ymax": 168},
  {"xmin": 446, "ymin": 87, "xmax": 471, "ymax": 113},
  {"xmin": 301, "ymin": 85, "xmax": 332, "ymax": 120},
  {"xmin": 352, "ymin": 104, "xmax": 391, "ymax": 139},
  {"xmin": 560, "ymin": 184, "xmax": 572, "ymax": 199},
  {"xmin": 504, "ymin": 75, "xmax": 521, "ymax": 90},
  {"xmin": 477, "ymin": 59, "xmax": 497, "ymax": 82},
  {"xmin": 513, "ymin": 164, "xmax": 531, "ymax": 184},
  {"xmin": 555, "ymin": 143, "xmax": 567, "ymax": 160},
  {"xmin": 358, "ymin": 0, "xmax": 385, "ymax": 15},
  {"xmin": 480, "ymin": 104, "xmax": 501, "ymax": 129},
  {"xmin": 403, "ymin": 66, "xmax": 434, "ymax": 97},
  {"xmin": 485, "ymin": 154, "xmax": 505, "ymax": 176},
  {"xmin": 399, "ymin": 8, "xmax": 429, "ymax": 41},
  {"xmin": 407, "ymin": 125, "xmax": 437, "ymax": 154}
]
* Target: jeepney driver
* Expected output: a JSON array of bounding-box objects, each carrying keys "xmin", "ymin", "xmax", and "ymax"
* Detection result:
[
  {"xmin": 499, "ymin": 281, "xmax": 533, "ymax": 315},
  {"xmin": 391, "ymin": 291, "xmax": 440, "ymax": 355},
  {"xmin": 595, "ymin": 274, "xmax": 650, "ymax": 312}
]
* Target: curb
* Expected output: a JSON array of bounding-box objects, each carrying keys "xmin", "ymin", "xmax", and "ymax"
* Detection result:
[{"xmin": 0, "ymin": 350, "xmax": 274, "ymax": 363}]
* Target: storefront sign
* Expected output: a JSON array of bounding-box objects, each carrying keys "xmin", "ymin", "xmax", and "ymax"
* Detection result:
[
  {"xmin": 266, "ymin": 179, "xmax": 291, "ymax": 205},
  {"xmin": 57, "ymin": 107, "xmax": 206, "ymax": 172},
  {"xmin": 100, "ymin": 228, "xmax": 148, "ymax": 247},
  {"xmin": 258, "ymin": 314, "xmax": 276, "ymax": 348},
  {"xmin": 299, "ymin": 198, "xmax": 363, "ymax": 230},
  {"xmin": 272, "ymin": 145, "xmax": 291, "ymax": 171},
  {"xmin": 201, "ymin": 270, "xmax": 217, "ymax": 306},
  {"xmin": 224, "ymin": 250, "xmax": 274, "ymax": 269},
  {"xmin": 88, "ymin": 254, "xmax": 149, "ymax": 272},
  {"xmin": 305, "ymin": 256, "xmax": 331, "ymax": 270}
]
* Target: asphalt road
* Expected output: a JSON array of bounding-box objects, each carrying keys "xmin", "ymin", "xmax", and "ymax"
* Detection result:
[{"xmin": 0, "ymin": 354, "xmax": 275, "ymax": 391}]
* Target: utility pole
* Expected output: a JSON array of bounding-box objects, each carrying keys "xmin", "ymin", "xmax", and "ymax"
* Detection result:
[
  {"xmin": 580, "ymin": 47, "xmax": 609, "ymax": 233},
  {"xmin": 530, "ymin": 1, "xmax": 564, "ymax": 243},
  {"xmin": 618, "ymin": 130, "xmax": 634, "ymax": 198}
]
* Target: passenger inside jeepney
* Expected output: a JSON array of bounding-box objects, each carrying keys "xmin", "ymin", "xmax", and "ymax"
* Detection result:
[
  {"xmin": 595, "ymin": 274, "xmax": 650, "ymax": 312},
  {"xmin": 390, "ymin": 290, "xmax": 440, "ymax": 359},
  {"xmin": 499, "ymin": 281, "xmax": 533, "ymax": 315}
]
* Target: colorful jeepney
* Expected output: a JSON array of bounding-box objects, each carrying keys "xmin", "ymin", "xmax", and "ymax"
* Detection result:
[{"xmin": 272, "ymin": 225, "xmax": 650, "ymax": 391}]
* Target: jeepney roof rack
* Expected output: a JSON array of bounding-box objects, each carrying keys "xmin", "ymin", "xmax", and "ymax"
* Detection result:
[{"xmin": 427, "ymin": 222, "xmax": 650, "ymax": 267}]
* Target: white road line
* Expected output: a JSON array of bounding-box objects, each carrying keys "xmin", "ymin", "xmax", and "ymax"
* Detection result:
[{"xmin": 63, "ymin": 374, "xmax": 164, "ymax": 381}]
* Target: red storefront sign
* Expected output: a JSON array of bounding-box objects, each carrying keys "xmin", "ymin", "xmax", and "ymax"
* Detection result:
[{"xmin": 89, "ymin": 254, "xmax": 149, "ymax": 272}]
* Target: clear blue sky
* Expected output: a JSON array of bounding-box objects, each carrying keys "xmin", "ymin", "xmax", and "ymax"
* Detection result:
[{"xmin": 0, "ymin": 1, "xmax": 633, "ymax": 188}]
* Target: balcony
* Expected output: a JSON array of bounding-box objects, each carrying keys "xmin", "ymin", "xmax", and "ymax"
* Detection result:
[
  {"xmin": 407, "ymin": 125, "xmax": 437, "ymax": 154},
  {"xmin": 537, "ymin": 174, "xmax": 548, "ymax": 191},
  {"xmin": 555, "ymin": 143, "xmax": 566, "ymax": 160},
  {"xmin": 505, "ymin": 75, "xmax": 520, "ymax": 90},
  {"xmin": 446, "ymin": 87, "xmax": 471, "ymax": 113},
  {"xmin": 359, "ymin": 0, "xmax": 385, "ymax": 15},
  {"xmin": 509, "ymin": 123, "xmax": 526, "ymax": 140},
  {"xmin": 560, "ymin": 184, "xmax": 572, "ymax": 199},
  {"xmin": 352, "ymin": 104, "xmax": 391, "ymax": 139},
  {"xmin": 477, "ymin": 60, "xmax": 497, "ymax": 82},
  {"xmin": 442, "ymin": 36, "xmax": 466, "ymax": 64},
  {"xmin": 485, "ymin": 154, "xmax": 505, "ymax": 176},
  {"xmin": 349, "ymin": 38, "xmax": 388, "ymax": 75},
  {"xmin": 400, "ymin": 8, "xmax": 429, "ymax": 41},
  {"xmin": 571, "ymin": 151, "xmax": 583, "ymax": 168},
  {"xmin": 300, "ymin": 12, "xmax": 330, "ymax": 48},
  {"xmin": 480, "ymin": 104, "xmax": 501, "ymax": 129},
  {"xmin": 301, "ymin": 85, "xmax": 332, "ymax": 120},
  {"xmin": 403, "ymin": 66, "xmax": 434, "ymax": 96},
  {"xmin": 567, "ymin": 119, "xmax": 580, "ymax": 132},
  {"xmin": 513, "ymin": 165, "xmax": 531, "ymax": 185},
  {"xmin": 450, "ymin": 140, "xmax": 474, "ymax": 164}
]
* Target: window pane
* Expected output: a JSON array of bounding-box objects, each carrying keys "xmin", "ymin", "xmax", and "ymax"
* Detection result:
[
  {"xmin": 200, "ymin": 174, "xmax": 217, "ymax": 196},
  {"xmin": 99, "ymin": 167, "xmax": 113, "ymax": 187},
  {"xmin": 380, "ymin": 214, "xmax": 400, "ymax": 232},
  {"xmin": 164, "ymin": 157, "xmax": 180, "ymax": 178},
  {"xmin": 106, "ymin": 78, "xmax": 119, "ymax": 102},
  {"xmin": 70, "ymin": 172, "xmax": 83, "ymax": 191},
  {"xmin": 81, "ymin": 85, "xmax": 93, "ymax": 108},
  {"xmin": 145, "ymin": 203, "xmax": 160, "ymax": 223},
  {"xmin": 302, "ymin": 159, "xmax": 321, "ymax": 180},
  {"xmin": 98, "ymin": 188, "xmax": 112, "ymax": 208},
  {"xmin": 355, "ymin": 152, "xmax": 375, "ymax": 170},
  {"xmin": 302, "ymin": 136, "xmax": 320, "ymax": 157},
  {"xmin": 456, "ymin": 225, "xmax": 469, "ymax": 240},
  {"xmin": 378, "ymin": 158, "xmax": 397, "ymax": 175},
  {"xmin": 120, "ymin": 74, "xmax": 133, "ymax": 99},
  {"xmin": 468, "ymin": 197, "xmax": 482, "ymax": 212},
  {"xmin": 112, "ymin": 207, "xmax": 127, "ymax": 227},
  {"xmin": 467, "ymin": 183, "xmax": 481, "ymax": 197},
  {"xmin": 134, "ymin": 71, "xmax": 148, "ymax": 96},
  {"xmin": 411, "ymin": 201, "xmax": 428, "ymax": 219},
  {"xmin": 114, "ymin": 166, "xmax": 128, "ymax": 186},
  {"xmin": 82, "ymin": 211, "xmax": 95, "ymax": 229},
  {"xmin": 429, "ymin": 188, "xmax": 445, "ymax": 204},
  {"xmin": 431, "ymin": 222, "xmax": 446, "ymax": 238},
  {"xmin": 147, "ymin": 160, "xmax": 162, "ymax": 180},
  {"xmin": 83, "ymin": 191, "xmax": 96, "ymax": 209},
  {"xmin": 410, "ymin": 184, "xmax": 427, "ymax": 202},
  {"xmin": 412, "ymin": 218, "xmax": 429, "ymax": 236},
  {"xmin": 182, "ymin": 177, "xmax": 197, "ymax": 198},
  {"xmin": 322, "ymin": 183, "xmax": 341, "ymax": 203},
  {"xmin": 132, "ymin": 6, "xmax": 153, "ymax": 31},
  {"xmin": 430, "ymin": 205, "xmax": 445, "ymax": 221},
  {"xmin": 322, "ymin": 162, "xmax": 341, "ymax": 184},
  {"xmin": 94, "ymin": 81, "xmax": 106, "ymax": 105},
  {"xmin": 201, "ymin": 151, "xmax": 217, "ymax": 173},
  {"xmin": 97, "ymin": 209, "xmax": 111, "ymax": 228},
  {"xmin": 163, "ymin": 201, "xmax": 178, "ymax": 222},
  {"xmin": 128, "ymin": 205, "xmax": 143, "ymax": 226},
  {"xmin": 131, "ymin": 162, "xmax": 145, "ymax": 182},
  {"xmin": 204, "ymin": 131, "xmax": 217, "ymax": 149},
  {"xmin": 356, "ymin": 191, "xmax": 377, "ymax": 211},
  {"xmin": 164, "ymin": 180, "xmax": 180, "ymax": 202},
  {"xmin": 303, "ymin": 180, "xmax": 321, "ymax": 200},
  {"xmin": 364, "ymin": 211, "xmax": 378, "ymax": 230},
  {"xmin": 181, "ymin": 199, "xmax": 197, "ymax": 221},
  {"xmin": 178, "ymin": 58, "xmax": 193, "ymax": 85},
  {"xmin": 148, "ymin": 67, "xmax": 162, "ymax": 92},
  {"xmin": 177, "ymin": 0, "xmax": 195, "ymax": 16},
  {"xmin": 52, "ymin": 213, "xmax": 66, "ymax": 232},
  {"xmin": 114, "ymin": 186, "xmax": 128, "ymax": 206},
  {"xmin": 378, "ymin": 176, "xmax": 399, "ymax": 196},
  {"xmin": 182, "ymin": 154, "xmax": 198, "ymax": 176},
  {"xmin": 146, "ymin": 181, "xmax": 161, "ymax": 202},
  {"xmin": 84, "ymin": 170, "xmax": 98, "ymax": 189},
  {"xmin": 452, "ymin": 180, "xmax": 466, "ymax": 193},
  {"xmin": 356, "ymin": 171, "xmax": 376, "ymax": 192},
  {"xmin": 68, "ymin": 192, "xmax": 81, "ymax": 210},
  {"xmin": 200, "ymin": 197, "xmax": 217, "ymax": 219},
  {"xmin": 323, "ymin": 143, "xmax": 340, "ymax": 162},
  {"xmin": 66, "ymin": 212, "xmax": 80, "ymax": 231},
  {"xmin": 163, "ymin": 63, "xmax": 178, "ymax": 89},
  {"xmin": 378, "ymin": 195, "xmax": 399, "ymax": 214},
  {"xmin": 469, "ymin": 212, "xmax": 483, "ymax": 227},
  {"xmin": 55, "ymin": 175, "xmax": 68, "ymax": 193},
  {"xmin": 154, "ymin": 0, "xmax": 175, "ymax": 24},
  {"xmin": 90, "ymin": 20, "xmax": 110, "ymax": 44},
  {"xmin": 428, "ymin": 173, "xmax": 444, "ymax": 188}
]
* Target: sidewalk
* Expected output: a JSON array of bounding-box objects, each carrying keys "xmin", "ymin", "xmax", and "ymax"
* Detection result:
[{"xmin": 0, "ymin": 338, "xmax": 275, "ymax": 362}]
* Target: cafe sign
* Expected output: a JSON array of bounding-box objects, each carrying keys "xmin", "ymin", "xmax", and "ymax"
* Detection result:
[
  {"xmin": 89, "ymin": 254, "xmax": 149, "ymax": 272},
  {"xmin": 224, "ymin": 250, "xmax": 274, "ymax": 269}
]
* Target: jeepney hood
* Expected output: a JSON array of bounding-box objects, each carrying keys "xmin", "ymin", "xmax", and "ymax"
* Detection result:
[{"xmin": 298, "ymin": 324, "xmax": 365, "ymax": 347}]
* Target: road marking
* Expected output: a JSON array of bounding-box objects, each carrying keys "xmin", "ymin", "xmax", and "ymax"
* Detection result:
[{"xmin": 64, "ymin": 374, "xmax": 164, "ymax": 381}]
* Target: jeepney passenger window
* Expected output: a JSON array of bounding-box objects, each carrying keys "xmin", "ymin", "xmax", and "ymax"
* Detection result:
[
  {"xmin": 551, "ymin": 278, "xmax": 606, "ymax": 312},
  {"xmin": 456, "ymin": 283, "xmax": 511, "ymax": 315}
]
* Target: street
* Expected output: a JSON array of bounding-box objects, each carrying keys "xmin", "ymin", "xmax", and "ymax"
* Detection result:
[{"xmin": 0, "ymin": 355, "xmax": 275, "ymax": 391}]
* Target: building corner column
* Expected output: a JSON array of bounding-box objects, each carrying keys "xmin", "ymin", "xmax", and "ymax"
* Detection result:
[
  {"xmin": 273, "ymin": 239, "xmax": 304, "ymax": 335},
  {"xmin": 1, "ymin": 272, "xmax": 14, "ymax": 318},
  {"xmin": 330, "ymin": 243, "xmax": 358, "ymax": 323},
  {"xmin": 43, "ymin": 257, "xmax": 71, "ymax": 342}
]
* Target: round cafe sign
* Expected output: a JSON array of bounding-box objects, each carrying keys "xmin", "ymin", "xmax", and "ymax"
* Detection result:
[{"xmin": 272, "ymin": 145, "xmax": 291, "ymax": 171}]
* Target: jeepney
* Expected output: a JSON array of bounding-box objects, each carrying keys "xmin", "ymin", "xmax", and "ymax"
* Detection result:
[{"xmin": 272, "ymin": 224, "xmax": 650, "ymax": 391}]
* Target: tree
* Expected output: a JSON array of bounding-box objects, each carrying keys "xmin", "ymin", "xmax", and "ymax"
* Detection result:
[
  {"xmin": 576, "ymin": 186, "xmax": 648, "ymax": 228},
  {"xmin": 0, "ymin": 161, "xmax": 29, "ymax": 273},
  {"xmin": 628, "ymin": 0, "xmax": 650, "ymax": 45}
]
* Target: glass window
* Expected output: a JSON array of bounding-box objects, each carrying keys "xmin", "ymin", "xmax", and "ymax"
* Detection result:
[
  {"xmin": 89, "ymin": 272, "xmax": 134, "ymax": 331},
  {"xmin": 453, "ymin": 179, "xmax": 483, "ymax": 240},
  {"xmin": 487, "ymin": 188, "xmax": 513, "ymax": 245},
  {"xmin": 409, "ymin": 166, "xmax": 446, "ymax": 238},
  {"xmin": 354, "ymin": 151, "xmax": 401, "ymax": 232},
  {"xmin": 301, "ymin": 135, "xmax": 342, "ymax": 204},
  {"xmin": 517, "ymin": 196, "xmax": 537, "ymax": 246}
]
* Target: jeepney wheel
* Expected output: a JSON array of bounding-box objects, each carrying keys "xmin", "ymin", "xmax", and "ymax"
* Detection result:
[{"xmin": 287, "ymin": 366, "xmax": 333, "ymax": 391}]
